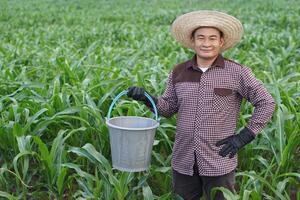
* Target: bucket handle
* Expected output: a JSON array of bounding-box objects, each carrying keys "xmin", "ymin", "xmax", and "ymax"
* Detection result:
[{"xmin": 107, "ymin": 90, "xmax": 159, "ymax": 121}]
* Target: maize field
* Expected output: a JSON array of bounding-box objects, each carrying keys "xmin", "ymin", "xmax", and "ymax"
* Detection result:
[{"xmin": 0, "ymin": 0, "xmax": 299, "ymax": 199}]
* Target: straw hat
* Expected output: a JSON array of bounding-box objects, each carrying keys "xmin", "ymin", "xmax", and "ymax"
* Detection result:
[{"xmin": 171, "ymin": 10, "xmax": 244, "ymax": 51}]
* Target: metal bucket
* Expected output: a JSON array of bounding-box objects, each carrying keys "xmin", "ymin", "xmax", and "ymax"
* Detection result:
[{"xmin": 106, "ymin": 90, "xmax": 159, "ymax": 172}]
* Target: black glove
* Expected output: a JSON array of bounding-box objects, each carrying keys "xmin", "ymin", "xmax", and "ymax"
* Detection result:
[
  {"xmin": 127, "ymin": 86, "xmax": 157, "ymax": 107},
  {"xmin": 216, "ymin": 127, "xmax": 256, "ymax": 158}
]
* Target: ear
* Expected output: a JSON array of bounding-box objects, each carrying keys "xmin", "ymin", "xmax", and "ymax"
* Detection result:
[
  {"xmin": 191, "ymin": 41, "xmax": 197, "ymax": 53},
  {"xmin": 190, "ymin": 36, "xmax": 196, "ymax": 48},
  {"xmin": 190, "ymin": 35, "xmax": 194, "ymax": 43},
  {"xmin": 220, "ymin": 37, "xmax": 225, "ymax": 47}
]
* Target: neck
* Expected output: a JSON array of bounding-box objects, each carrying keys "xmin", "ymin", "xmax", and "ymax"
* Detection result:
[{"xmin": 196, "ymin": 54, "xmax": 219, "ymax": 67}]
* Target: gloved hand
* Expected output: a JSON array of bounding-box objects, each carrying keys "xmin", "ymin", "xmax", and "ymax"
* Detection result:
[
  {"xmin": 127, "ymin": 86, "xmax": 157, "ymax": 107},
  {"xmin": 216, "ymin": 127, "xmax": 256, "ymax": 158}
]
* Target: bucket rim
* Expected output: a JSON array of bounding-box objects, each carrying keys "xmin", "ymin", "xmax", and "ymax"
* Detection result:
[
  {"xmin": 112, "ymin": 165, "xmax": 149, "ymax": 172},
  {"xmin": 106, "ymin": 116, "xmax": 159, "ymax": 131}
]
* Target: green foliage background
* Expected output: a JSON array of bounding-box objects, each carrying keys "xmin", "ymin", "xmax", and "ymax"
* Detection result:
[{"xmin": 0, "ymin": 0, "xmax": 299, "ymax": 199}]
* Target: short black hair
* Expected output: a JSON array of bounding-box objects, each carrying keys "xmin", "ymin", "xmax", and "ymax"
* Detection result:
[{"xmin": 191, "ymin": 27, "xmax": 224, "ymax": 39}]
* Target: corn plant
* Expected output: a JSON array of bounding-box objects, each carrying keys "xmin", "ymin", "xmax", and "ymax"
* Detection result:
[{"xmin": 0, "ymin": 0, "xmax": 299, "ymax": 199}]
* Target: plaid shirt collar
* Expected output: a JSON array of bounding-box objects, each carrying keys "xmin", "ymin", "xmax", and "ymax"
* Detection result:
[{"xmin": 187, "ymin": 54, "xmax": 225, "ymax": 71}]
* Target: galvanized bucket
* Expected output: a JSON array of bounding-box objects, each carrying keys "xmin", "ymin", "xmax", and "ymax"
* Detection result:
[{"xmin": 106, "ymin": 90, "xmax": 159, "ymax": 172}]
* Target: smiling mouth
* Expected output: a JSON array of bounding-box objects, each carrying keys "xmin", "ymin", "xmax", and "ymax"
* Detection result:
[{"xmin": 200, "ymin": 49, "xmax": 212, "ymax": 52}]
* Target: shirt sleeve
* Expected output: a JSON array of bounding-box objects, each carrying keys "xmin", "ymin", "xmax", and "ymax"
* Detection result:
[
  {"xmin": 156, "ymin": 70, "xmax": 179, "ymax": 118},
  {"xmin": 238, "ymin": 67, "xmax": 276, "ymax": 135}
]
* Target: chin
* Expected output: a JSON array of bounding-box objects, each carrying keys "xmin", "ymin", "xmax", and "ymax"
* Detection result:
[{"xmin": 198, "ymin": 53, "xmax": 217, "ymax": 59}]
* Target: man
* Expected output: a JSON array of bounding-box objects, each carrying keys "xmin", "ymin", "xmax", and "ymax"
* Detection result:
[{"xmin": 127, "ymin": 10, "xmax": 275, "ymax": 200}]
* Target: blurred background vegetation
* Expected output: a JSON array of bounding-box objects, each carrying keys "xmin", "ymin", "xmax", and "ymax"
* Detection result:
[{"xmin": 0, "ymin": 0, "xmax": 299, "ymax": 199}]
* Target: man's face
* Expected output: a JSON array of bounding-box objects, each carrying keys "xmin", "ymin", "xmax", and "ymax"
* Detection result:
[{"xmin": 191, "ymin": 27, "xmax": 224, "ymax": 60}]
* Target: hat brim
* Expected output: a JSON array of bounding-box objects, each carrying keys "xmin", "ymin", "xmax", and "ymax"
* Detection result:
[{"xmin": 171, "ymin": 10, "xmax": 244, "ymax": 52}]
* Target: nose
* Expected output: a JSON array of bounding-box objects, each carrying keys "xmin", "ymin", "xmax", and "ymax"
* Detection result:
[{"xmin": 202, "ymin": 39, "xmax": 211, "ymax": 47}]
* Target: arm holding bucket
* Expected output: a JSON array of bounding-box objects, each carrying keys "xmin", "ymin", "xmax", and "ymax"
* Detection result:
[
  {"xmin": 127, "ymin": 87, "xmax": 158, "ymax": 109},
  {"xmin": 128, "ymin": 70, "xmax": 178, "ymax": 118},
  {"xmin": 155, "ymin": 70, "xmax": 179, "ymax": 118}
]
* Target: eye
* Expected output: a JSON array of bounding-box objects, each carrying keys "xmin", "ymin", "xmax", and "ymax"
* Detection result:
[{"xmin": 196, "ymin": 37, "xmax": 204, "ymax": 41}]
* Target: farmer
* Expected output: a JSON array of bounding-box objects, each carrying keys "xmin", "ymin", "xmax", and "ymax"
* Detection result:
[{"xmin": 127, "ymin": 10, "xmax": 275, "ymax": 200}]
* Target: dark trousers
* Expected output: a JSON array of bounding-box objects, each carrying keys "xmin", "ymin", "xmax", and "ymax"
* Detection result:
[{"xmin": 172, "ymin": 158, "xmax": 236, "ymax": 200}]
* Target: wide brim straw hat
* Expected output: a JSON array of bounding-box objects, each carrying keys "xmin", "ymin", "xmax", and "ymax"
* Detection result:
[{"xmin": 170, "ymin": 10, "xmax": 244, "ymax": 52}]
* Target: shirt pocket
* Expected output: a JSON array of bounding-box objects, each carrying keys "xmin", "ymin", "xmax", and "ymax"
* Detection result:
[{"xmin": 212, "ymin": 87, "xmax": 236, "ymax": 112}]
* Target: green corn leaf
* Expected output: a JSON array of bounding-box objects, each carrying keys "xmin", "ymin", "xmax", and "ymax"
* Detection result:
[
  {"xmin": 0, "ymin": 191, "xmax": 18, "ymax": 200},
  {"xmin": 142, "ymin": 185, "xmax": 154, "ymax": 200},
  {"xmin": 57, "ymin": 167, "xmax": 68, "ymax": 196}
]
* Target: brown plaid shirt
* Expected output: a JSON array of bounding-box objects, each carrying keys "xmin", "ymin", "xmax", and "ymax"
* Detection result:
[{"xmin": 156, "ymin": 54, "xmax": 275, "ymax": 176}]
